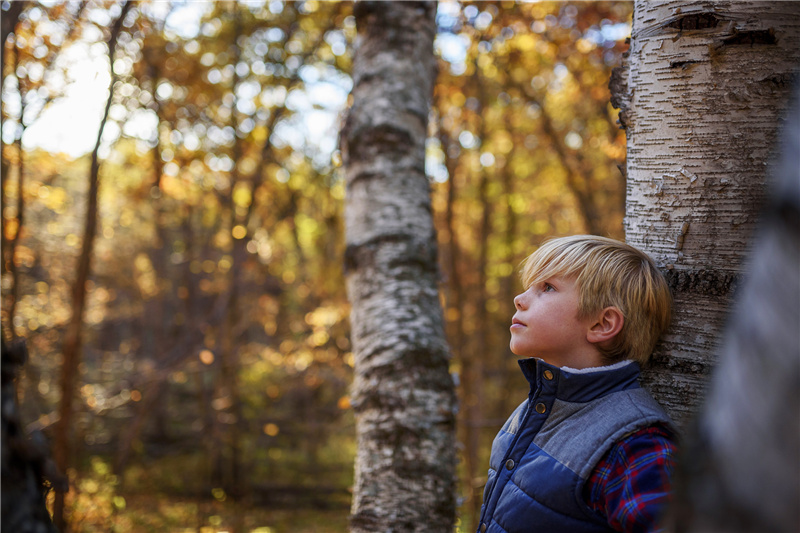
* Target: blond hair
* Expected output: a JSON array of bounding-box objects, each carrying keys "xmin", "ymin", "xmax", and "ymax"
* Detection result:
[{"xmin": 520, "ymin": 235, "xmax": 672, "ymax": 365}]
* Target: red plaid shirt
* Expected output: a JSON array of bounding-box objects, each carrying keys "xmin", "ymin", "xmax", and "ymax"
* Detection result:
[{"xmin": 584, "ymin": 424, "xmax": 676, "ymax": 533}]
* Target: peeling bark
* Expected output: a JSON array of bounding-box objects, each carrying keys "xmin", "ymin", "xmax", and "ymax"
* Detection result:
[
  {"xmin": 614, "ymin": 0, "xmax": 800, "ymax": 425},
  {"xmin": 342, "ymin": 2, "xmax": 457, "ymax": 531}
]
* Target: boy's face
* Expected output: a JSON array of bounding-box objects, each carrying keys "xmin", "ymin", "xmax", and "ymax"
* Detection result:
[{"xmin": 510, "ymin": 276, "xmax": 602, "ymax": 369}]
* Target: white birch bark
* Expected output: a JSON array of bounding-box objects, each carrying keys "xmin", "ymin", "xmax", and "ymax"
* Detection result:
[
  {"xmin": 613, "ymin": 0, "xmax": 800, "ymax": 425},
  {"xmin": 341, "ymin": 2, "xmax": 457, "ymax": 531},
  {"xmin": 666, "ymin": 88, "xmax": 800, "ymax": 533}
]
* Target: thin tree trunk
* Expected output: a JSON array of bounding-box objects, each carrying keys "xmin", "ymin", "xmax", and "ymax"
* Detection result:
[
  {"xmin": 341, "ymin": 2, "xmax": 457, "ymax": 531},
  {"xmin": 6, "ymin": 121, "xmax": 27, "ymax": 338},
  {"xmin": 439, "ymin": 126, "xmax": 475, "ymax": 525},
  {"xmin": 3, "ymin": 43, "xmax": 28, "ymax": 339},
  {"xmin": 219, "ymin": 6, "xmax": 245, "ymax": 500},
  {"xmin": 0, "ymin": 1, "xmax": 25, "ymax": 97},
  {"xmin": 612, "ymin": 0, "xmax": 800, "ymax": 426},
  {"xmin": 52, "ymin": 3, "xmax": 134, "ymax": 530}
]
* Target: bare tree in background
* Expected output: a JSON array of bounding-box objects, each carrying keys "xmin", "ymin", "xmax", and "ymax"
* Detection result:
[
  {"xmin": 341, "ymin": 2, "xmax": 458, "ymax": 531},
  {"xmin": 52, "ymin": 2, "xmax": 135, "ymax": 530}
]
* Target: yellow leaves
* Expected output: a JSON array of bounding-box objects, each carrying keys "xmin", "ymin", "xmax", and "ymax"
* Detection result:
[
  {"xmin": 161, "ymin": 175, "xmax": 187, "ymax": 201},
  {"xmin": 232, "ymin": 184, "xmax": 252, "ymax": 208},
  {"xmin": 263, "ymin": 423, "xmax": 280, "ymax": 436},
  {"xmin": 134, "ymin": 253, "xmax": 157, "ymax": 298},
  {"xmin": 295, "ymin": 213, "xmax": 319, "ymax": 250},
  {"xmin": 450, "ymin": 90, "xmax": 466, "ymax": 108},
  {"xmin": 252, "ymin": 125, "xmax": 268, "ymax": 144},
  {"xmin": 516, "ymin": 34, "xmax": 536, "ymax": 52},
  {"xmin": 511, "ymin": 67, "xmax": 529, "ymax": 84},
  {"xmin": 310, "ymin": 330, "xmax": 329, "ymax": 347},
  {"xmin": 119, "ymin": 209, "xmax": 135, "ymax": 228},
  {"xmin": 134, "ymin": 253, "xmax": 152, "ymax": 272},
  {"xmin": 477, "ymin": 53, "xmax": 498, "ymax": 79},
  {"xmin": 603, "ymin": 140, "xmax": 627, "ymax": 161},
  {"xmin": 39, "ymin": 185, "xmax": 68, "ymax": 213},
  {"xmin": 231, "ymin": 224, "xmax": 247, "ymax": 239},
  {"xmin": 492, "ymin": 131, "xmax": 514, "ymax": 155},
  {"xmin": 3, "ymin": 218, "xmax": 19, "ymax": 240}
]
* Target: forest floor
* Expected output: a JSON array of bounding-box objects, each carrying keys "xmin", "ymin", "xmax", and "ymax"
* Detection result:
[{"xmin": 56, "ymin": 489, "xmax": 351, "ymax": 533}]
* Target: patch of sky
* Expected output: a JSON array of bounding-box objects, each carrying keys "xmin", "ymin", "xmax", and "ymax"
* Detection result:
[
  {"xmin": 307, "ymin": 81, "xmax": 348, "ymax": 110},
  {"xmin": 236, "ymin": 80, "xmax": 262, "ymax": 102},
  {"xmin": 265, "ymin": 27, "xmax": 285, "ymax": 43},
  {"xmin": 268, "ymin": 0, "xmax": 284, "ymax": 15},
  {"xmin": 464, "ymin": 5, "xmax": 479, "ymax": 21},
  {"xmin": 272, "ymin": 117, "xmax": 305, "ymax": 151},
  {"xmin": 426, "ymin": 137, "xmax": 448, "ymax": 183},
  {"xmin": 299, "ymin": 64, "xmax": 320, "ymax": 84},
  {"xmin": 436, "ymin": 1, "xmax": 460, "ymax": 30},
  {"xmin": 241, "ymin": 0, "xmax": 266, "ymax": 13},
  {"xmin": 285, "ymin": 88, "xmax": 308, "ymax": 112},
  {"xmin": 158, "ymin": 1, "xmax": 210, "ymax": 40},
  {"xmin": 236, "ymin": 98, "xmax": 257, "ymax": 116},
  {"xmin": 585, "ymin": 21, "xmax": 631, "ymax": 46},
  {"xmin": 474, "ymin": 11, "xmax": 493, "ymax": 32},
  {"xmin": 459, "ymin": 130, "xmax": 478, "ymax": 150},
  {"xmin": 435, "ymin": 32, "xmax": 469, "ymax": 75}
]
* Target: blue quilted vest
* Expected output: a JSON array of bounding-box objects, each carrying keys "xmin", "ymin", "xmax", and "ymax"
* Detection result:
[{"xmin": 477, "ymin": 358, "xmax": 675, "ymax": 533}]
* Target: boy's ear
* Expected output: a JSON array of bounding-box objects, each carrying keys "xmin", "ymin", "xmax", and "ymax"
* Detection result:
[{"xmin": 586, "ymin": 306, "xmax": 624, "ymax": 345}]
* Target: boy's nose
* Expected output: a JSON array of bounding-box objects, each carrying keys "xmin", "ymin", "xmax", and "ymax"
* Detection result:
[{"xmin": 514, "ymin": 293, "xmax": 525, "ymax": 310}]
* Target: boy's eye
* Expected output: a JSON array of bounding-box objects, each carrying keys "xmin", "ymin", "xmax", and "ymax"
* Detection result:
[{"xmin": 543, "ymin": 283, "xmax": 555, "ymax": 292}]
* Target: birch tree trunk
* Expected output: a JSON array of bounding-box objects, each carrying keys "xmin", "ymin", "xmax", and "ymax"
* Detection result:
[
  {"xmin": 612, "ymin": 0, "xmax": 800, "ymax": 425},
  {"xmin": 665, "ymin": 88, "xmax": 800, "ymax": 533},
  {"xmin": 341, "ymin": 2, "xmax": 457, "ymax": 531}
]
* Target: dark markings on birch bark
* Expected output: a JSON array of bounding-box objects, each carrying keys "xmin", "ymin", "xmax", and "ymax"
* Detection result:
[
  {"xmin": 661, "ymin": 268, "xmax": 740, "ymax": 296},
  {"xmin": 721, "ymin": 28, "xmax": 777, "ymax": 46},
  {"xmin": 664, "ymin": 13, "xmax": 722, "ymax": 31},
  {"xmin": 344, "ymin": 233, "xmax": 438, "ymax": 275}
]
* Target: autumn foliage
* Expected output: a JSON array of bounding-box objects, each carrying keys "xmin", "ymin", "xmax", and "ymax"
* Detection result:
[{"xmin": 1, "ymin": 2, "xmax": 630, "ymax": 531}]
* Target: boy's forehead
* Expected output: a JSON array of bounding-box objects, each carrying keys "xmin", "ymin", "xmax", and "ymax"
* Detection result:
[{"xmin": 524, "ymin": 258, "xmax": 581, "ymax": 285}]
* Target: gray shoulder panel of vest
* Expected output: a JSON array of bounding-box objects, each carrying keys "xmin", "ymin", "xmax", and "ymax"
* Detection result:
[{"xmin": 533, "ymin": 387, "xmax": 675, "ymax": 481}]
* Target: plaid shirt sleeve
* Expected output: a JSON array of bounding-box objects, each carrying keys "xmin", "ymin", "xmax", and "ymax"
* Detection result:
[{"xmin": 584, "ymin": 424, "xmax": 677, "ymax": 533}]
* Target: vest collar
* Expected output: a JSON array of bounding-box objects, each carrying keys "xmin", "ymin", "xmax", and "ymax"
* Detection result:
[{"xmin": 518, "ymin": 357, "xmax": 641, "ymax": 403}]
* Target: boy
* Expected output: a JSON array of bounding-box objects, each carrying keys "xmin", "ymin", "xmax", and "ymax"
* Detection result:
[{"xmin": 477, "ymin": 235, "xmax": 677, "ymax": 533}]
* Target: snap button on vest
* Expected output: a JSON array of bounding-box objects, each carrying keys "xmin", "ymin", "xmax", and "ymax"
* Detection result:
[
  {"xmin": 535, "ymin": 402, "xmax": 546, "ymax": 414},
  {"xmin": 480, "ymin": 523, "xmax": 487, "ymax": 532},
  {"xmin": 543, "ymin": 370, "xmax": 554, "ymax": 380},
  {"xmin": 505, "ymin": 459, "xmax": 515, "ymax": 470}
]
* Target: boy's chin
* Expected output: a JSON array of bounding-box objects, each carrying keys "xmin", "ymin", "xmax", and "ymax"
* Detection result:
[{"xmin": 508, "ymin": 345, "xmax": 531, "ymax": 358}]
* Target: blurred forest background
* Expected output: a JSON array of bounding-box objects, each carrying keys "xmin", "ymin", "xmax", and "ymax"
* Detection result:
[{"xmin": 1, "ymin": 1, "xmax": 632, "ymax": 531}]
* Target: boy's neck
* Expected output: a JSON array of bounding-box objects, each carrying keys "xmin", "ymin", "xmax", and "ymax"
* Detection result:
[
  {"xmin": 539, "ymin": 348, "xmax": 604, "ymax": 371},
  {"xmin": 558, "ymin": 359, "xmax": 632, "ymax": 373}
]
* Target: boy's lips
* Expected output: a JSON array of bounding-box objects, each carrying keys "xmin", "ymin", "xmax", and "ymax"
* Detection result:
[{"xmin": 511, "ymin": 317, "xmax": 526, "ymax": 328}]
